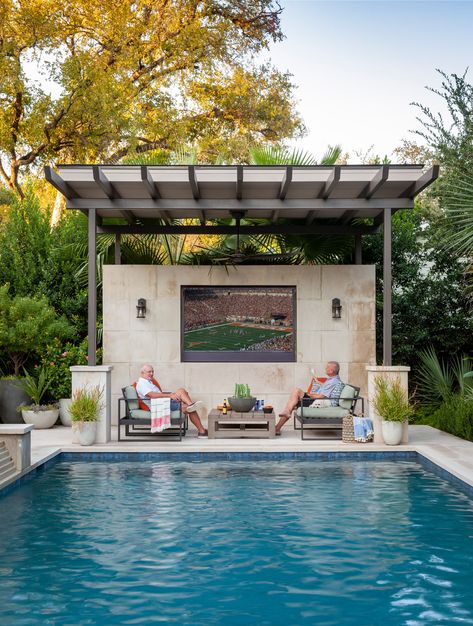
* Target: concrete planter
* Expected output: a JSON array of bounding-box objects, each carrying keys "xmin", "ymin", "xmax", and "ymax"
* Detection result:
[
  {"xmin": 381, "ymin": 420, "xmax": 404, "ymax": 446},
  {"xmin": 59, "ymin": 398, "xmax": 72, "ymax": 426},
  {"xmin": 78, "ymin": 422, "xmax": 96, "ymax": 446},
  {"xmin": 228, "ymin": 397, "xmax": 256, "ymax": 412},
  {"xmin": 22, "ymin": 408, "xmax": 59, "ymax": 429},
  {"xmin": 0, "ymin": 379, "xmax": 31, "ymax": 424}
]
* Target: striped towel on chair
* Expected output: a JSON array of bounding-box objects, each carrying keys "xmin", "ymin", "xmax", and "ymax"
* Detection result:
[{"xmin": 150, "ymin": 398, "xmax": 171, "ymax": 433}]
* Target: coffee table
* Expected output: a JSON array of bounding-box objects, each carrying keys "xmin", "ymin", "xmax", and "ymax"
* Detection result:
[{"xmin": 207, "ymin": 409, "xmax": 276, "ymax": 439}]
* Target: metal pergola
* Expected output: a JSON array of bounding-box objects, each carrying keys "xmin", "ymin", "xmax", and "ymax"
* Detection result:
[{"xmin": 45, "ymin": 164, "xmax": 439, "ymax": 367}]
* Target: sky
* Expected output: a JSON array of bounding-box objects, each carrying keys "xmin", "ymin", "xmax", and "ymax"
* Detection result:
[{"xmin": 261, "ymin": 0, "xmax": 473, "ymax": 162}]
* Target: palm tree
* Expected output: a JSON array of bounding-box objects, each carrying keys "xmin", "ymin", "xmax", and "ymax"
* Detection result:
[{"xmin": 247, "ymin": 143, "xmax": 352, "ymax": 264}]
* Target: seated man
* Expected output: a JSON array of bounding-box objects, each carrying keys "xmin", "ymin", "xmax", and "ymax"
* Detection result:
[
  {"xmin": 136, "ymin": 364, "xmax": 208, "ymax": 437},
  {"xmin": 275, "ymin": 361, "xmax": 343, "ymax": 435}
]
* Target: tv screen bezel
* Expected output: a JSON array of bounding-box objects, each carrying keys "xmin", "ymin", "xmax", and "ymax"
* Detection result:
[{"xmin": 180, "ymin": 285, "xmax": 297, "ymax": 363}]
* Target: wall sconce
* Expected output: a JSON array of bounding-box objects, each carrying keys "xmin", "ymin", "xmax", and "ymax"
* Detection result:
[
  {"xmin": 136, "ymin": 298, "xmax": 147, "ymax": 319},
  {"xmin": 332, "ymin": 298, "xmax": 342, "ymax": 319}
]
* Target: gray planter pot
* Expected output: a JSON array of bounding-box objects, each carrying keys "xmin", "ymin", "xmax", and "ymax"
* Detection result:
[
  {"xmin": 0, "ymin": 379, "xmax": 31, "ymax": 424},
  {"xmin": 228, "ymin": 396, "xmax": 256, "ymax": 412}
]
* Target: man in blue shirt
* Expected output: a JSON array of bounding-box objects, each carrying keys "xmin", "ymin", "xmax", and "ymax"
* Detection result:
[{"xmin": 275, "ymin": 361, "xmax": 343, "ymax": 435}]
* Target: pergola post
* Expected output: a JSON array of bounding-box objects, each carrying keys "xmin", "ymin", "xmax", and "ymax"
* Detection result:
[
  {"xmin": 88, "ymin": 209, "xmax": 97, "ymax": 365},
  {"xmin": 114, "ymin": 233, "xmax": 121, "ymax": 265},
  {"xmin": 355, "ymin": 235, "xmax": 362, "ymax": 264},
  {"xmin": 383, "ymin": 208, "xmax": 392, "ymax": 365}
]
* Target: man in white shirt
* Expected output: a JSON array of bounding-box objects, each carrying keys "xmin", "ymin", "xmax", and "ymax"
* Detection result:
[
  {"xmin": 275, "ymin": 361, "xmax": 343, "ymax": 435},
  {"xmin": 136, "ymin": 364, "xmax": 208, "ymax": 436}
]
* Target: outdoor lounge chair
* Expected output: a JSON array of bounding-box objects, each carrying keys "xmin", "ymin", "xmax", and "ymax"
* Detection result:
[
  {"xmin": 293, "ymin": 384, "xmax": 361, "ymax": 440},
  {"xmin": 118, "ymin": 385, "xmax": 186, "ymax": 441}
]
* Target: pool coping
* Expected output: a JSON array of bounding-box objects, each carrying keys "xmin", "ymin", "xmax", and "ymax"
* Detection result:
[{"xmin": 2, "ymin": 444, "xmax": 473, "ymax": 500}]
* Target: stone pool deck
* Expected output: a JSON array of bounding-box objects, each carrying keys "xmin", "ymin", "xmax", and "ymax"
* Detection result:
[{"xmin": 22, "ymin": 423, "xmax": 473, "ymax": 490}]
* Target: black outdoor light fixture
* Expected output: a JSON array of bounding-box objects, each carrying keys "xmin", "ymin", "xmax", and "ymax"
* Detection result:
[
  {"xmin": 332, "ymin": 298, "xmax": 342, "ymax": 319},
  {"xmin": 136, "ymin": 298, "xmax": 147, "ymax": 319}
]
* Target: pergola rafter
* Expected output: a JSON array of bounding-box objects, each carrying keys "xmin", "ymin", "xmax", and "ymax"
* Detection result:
[{"xmin": 45, "ymin": 163, "xmax": 439, "ymax": 368}]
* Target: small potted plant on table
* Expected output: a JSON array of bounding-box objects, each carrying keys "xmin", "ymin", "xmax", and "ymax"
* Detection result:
[
  {"xmin": 228, "ymin": 384, "xmax": 256, "ymax": 413},
  {"xmin": 372, "ymin": 376, "xmax": 415, "ymax": 445},
  {"xmin": 17, "ymin": 367, "xmax": 59, "ymax": 429},
  {"xmin": 69, "ymin": 385, "xmax": 103, "ymax": 446}
]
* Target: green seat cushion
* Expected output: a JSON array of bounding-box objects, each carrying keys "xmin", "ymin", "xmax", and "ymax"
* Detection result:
[
  {"xmin": 296, "ymin": 406, "xmax": 349, "ymax": 419},
  {"xmin": 338, "ymin": 384, "xmax": 357, "ymax": 410},
  {"xmin": 128, "ymin": 408, "xmax": 182, "ymax": 423},
  {"xmin": 123, "ymin": 385, "xmax": 140, "ymax": 410},
  {"xmin": 129, "ymin": 408, "xmax": 152, "ymax": 419}
]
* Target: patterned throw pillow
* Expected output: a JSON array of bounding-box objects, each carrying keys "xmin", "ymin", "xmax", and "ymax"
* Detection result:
[{"xmin": 330, "ymin": 382, "xmax": 345, "ymax": 406}]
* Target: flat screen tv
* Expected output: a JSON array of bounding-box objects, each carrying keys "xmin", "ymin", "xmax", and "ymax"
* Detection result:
[{"xmin": 181, "ymin": 286, "xmax": 296, "ymax": 362}]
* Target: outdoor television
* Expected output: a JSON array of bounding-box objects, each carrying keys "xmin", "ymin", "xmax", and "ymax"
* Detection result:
[{"xmin": 181, "ymin": 286, "xmax": 296, "ymax": 362}]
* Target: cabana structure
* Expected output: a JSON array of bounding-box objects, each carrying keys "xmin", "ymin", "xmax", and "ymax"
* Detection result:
[{"xmin": 45, "ymin": 164, "xmax": 438, "ymax": 443}]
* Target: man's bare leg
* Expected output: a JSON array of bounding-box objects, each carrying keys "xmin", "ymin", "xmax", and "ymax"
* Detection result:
[
  {"xmin": 188, "ymin": 410, "xmax": 206, "ymax": 434},
  {"xmin": 173, "ymin": 387, "xmax": 206, "ymax": 434},
  {"xmin": 276, "ymin": 388, "xmax": 304, "ymax": 434}
]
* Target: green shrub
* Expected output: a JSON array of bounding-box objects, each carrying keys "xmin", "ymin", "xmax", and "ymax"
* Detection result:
[
  {"xmin": 0, "ymin": 284, "xmax": 74, "ymax": 376},
  {"xmin": 38, "ymin": 338, "xmax": 91, "ymax": 400},
  {"xmin": 69, "ymin": 386, "xmax": 103, "ymax": 423},
  {"xmin": 430, "ymin": 395, "xmax": 473, "ymax": 442}
]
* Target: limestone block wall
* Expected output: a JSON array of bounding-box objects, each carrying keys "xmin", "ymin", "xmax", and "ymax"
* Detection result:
[{"xmin": 103, "ymin": 265, "xmax": 376, "ymax": 425}]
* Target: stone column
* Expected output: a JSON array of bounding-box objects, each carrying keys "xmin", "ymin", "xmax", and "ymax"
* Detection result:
[
  {"xmin": 0, "ymin": 424, "xmax": 33, "ymax": 471},
  {"xmin": 366, "ymin": 365, "xmax": 410, "ymax": 444},
  {"xmin": 70, "ymin": 365, "xmax": 113, "ymax": 444}
]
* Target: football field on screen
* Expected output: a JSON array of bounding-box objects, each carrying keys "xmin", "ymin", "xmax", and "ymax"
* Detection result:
[{"xmin": 183, "ymin": 323, "xmax": 292, "ymax": 351}]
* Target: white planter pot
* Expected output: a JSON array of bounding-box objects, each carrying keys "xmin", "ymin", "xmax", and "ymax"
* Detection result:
[
  {"xmin": 22, "ymin": 408, "xmax": 59, "ymax": 429},
  {"xmin": 59, "ymin": 398, "xmax": 73, "ymax": 426},
  {"xmin": 78, "ymin": 422, "xmax": 96, "ymax": 446},
  {"xmin": 381, "ymin": 420, "xmax": 404, "ymax": 446},
  {"xmin": 71, "ymin": 422, "xmax": 80, "ymax": 444}
]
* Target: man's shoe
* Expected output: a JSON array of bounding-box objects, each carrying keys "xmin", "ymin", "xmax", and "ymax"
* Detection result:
[
  {"xmin": 198, "ymin": 429, "xmax": 208, "ymax": 437},
  {"xmin": 186, "ymin": 400, "xmax": 203, "ymax": 412}
]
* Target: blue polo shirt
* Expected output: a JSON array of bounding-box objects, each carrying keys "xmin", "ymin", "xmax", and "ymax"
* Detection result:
[{"xmin": 310, "ymin": 375, "xmax": 342, "ymax": 398}]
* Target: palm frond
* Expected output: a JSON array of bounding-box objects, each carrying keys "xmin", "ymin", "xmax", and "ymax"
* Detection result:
[
  {"xmin": 249, "ymin": 145, "xmax": 318, "ymax": 166},
  {"xmin": 320, "ymin": 144, "xmax": 343, "ymax": 165},
  {"xmin": 416, "ymin": 346, "xmax": 455, "ymax": 406}
]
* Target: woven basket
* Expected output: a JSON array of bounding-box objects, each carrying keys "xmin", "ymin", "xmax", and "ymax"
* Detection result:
[{"xmin": 342, "ymin": 414, "xmax": 355, "ymax": 443}]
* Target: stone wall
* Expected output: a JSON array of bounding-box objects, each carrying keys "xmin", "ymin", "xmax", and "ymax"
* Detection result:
[{"xmin": 103, "ymin": 265, "xmax": 376, "ymax": 423}]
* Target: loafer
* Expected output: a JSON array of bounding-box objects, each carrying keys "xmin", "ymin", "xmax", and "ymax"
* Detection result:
[
  {"xmin": 187, "ymin": 400, "xmax": 203, "ymax": 413},
  {"xmin": 198, "ymin": 429, "xmax": 208, "ymax": 437}
]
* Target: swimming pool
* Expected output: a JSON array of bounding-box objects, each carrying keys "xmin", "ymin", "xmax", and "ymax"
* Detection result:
[{"xmin": 1, "ymin": 459, "xmax": 472, "ymax": 625}]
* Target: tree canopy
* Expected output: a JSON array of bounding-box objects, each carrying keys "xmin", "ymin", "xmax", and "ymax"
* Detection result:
[{"xmin": 0, "ymin": 0, "xmax": 303, "ymax": 195}]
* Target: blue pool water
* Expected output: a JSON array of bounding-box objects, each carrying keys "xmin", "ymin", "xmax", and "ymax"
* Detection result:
[{"xmin": 1, "ymin": 461, "xmax": 473, "ymax": 626}]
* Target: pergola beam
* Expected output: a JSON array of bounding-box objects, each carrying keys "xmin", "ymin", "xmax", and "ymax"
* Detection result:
[
  {"xmin": 75, "ymin": 197, "xmax": 414, "ymax": 211},
  {"xmin": 93, "ymin": 165, "xmax": 119, "ymax": 199},
  {"xmin": 236, "ymin": 165, "xmax": 243, "ymax": 200},
  {"xmin": 188, "ymin": 165, "xmax": 200, "ymax": 199},
  {"xmin": 362, "ymin": 164, "xmax": 389, "ymax": 199},
  {"xmin": 404, "ymin": 164, "xmax": 440, "ymax": 198},
  {"xmin": 320, "ymin": 165, "xmax": 341, "ymax": 199},
  {"xmin": 279, "ymin": 166, "xmax": 293, "ymax": 200},
  {"xmin": 97, "ymin": 224, "xmax": 379, "ymax": 236}
]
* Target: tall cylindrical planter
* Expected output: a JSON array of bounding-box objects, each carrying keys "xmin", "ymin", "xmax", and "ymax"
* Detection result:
[
  {"xmin": 78, "ymin": 422, "xmax": 96, "ymax": 446},
  {"xmin": 71, "ymin": 422, "xmax": 80, "ymax": 444},
  {"xmin": 59, "ymin": 399, "xmax": 73, "ymax": 426},
  {"xmin": 0, "ymin": 379, "xmax": 31, "ymax": 424},
  {"xmin": 381, "ymin": 420, "xmax": 403, "ymax": 446}
]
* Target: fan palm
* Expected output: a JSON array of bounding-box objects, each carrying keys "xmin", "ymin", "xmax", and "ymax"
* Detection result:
[{"xmin": 247, "ymin": 143, "xmax": 351, "ymax": 264}]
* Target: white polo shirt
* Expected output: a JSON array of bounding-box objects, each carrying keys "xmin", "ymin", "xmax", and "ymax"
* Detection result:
[{"xmin": 136, "ymin": 377, "xmax": 162, "ymax": 407}]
